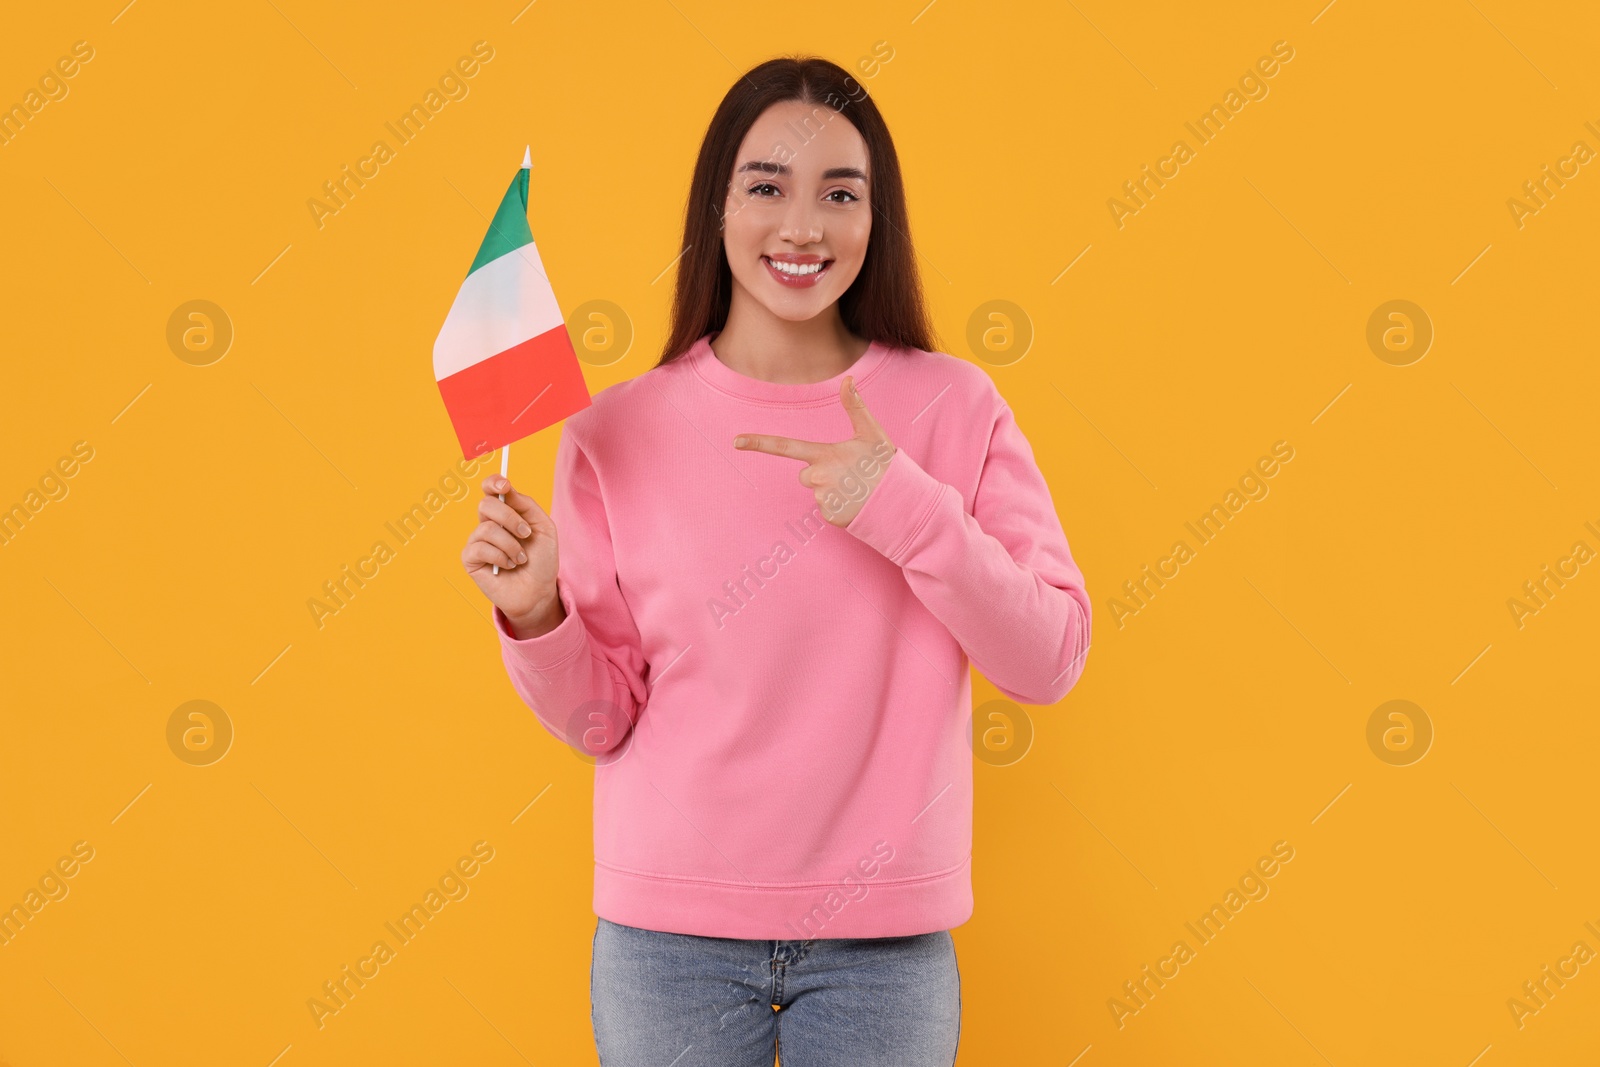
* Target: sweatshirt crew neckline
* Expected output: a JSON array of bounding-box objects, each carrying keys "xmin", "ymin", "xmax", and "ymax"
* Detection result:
[{"xmin": 688, "ymin": 331, "xmax": 890, "ymax": 405}]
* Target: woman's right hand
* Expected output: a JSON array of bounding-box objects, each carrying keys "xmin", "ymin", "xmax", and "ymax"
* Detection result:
[{"xmin": 463, "ymin": 475, "xmax": 562, "ymax": 634}]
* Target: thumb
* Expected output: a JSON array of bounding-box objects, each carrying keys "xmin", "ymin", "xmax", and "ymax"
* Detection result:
[{"xmin": 841, "ymin": 376, "xmax": 887, "ymax": 442}]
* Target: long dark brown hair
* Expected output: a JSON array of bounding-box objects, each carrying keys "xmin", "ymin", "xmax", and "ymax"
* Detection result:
[{"xmin": 654, "ymin": 55, "xmax": 938, "ymax": 368}]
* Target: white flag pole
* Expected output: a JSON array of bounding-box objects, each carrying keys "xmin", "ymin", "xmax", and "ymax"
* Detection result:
[
  {"xmin": 492, "ymin": 444, "xmax": 510, "ymax": 575},
  {"xmin": 492, "ymin": 146, "xmax": 533, "ymax": 576}
]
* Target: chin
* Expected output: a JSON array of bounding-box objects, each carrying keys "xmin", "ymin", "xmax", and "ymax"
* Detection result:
[{"xmin": 762, "ymin": 300, "xmax": 835, "ymax": 322}]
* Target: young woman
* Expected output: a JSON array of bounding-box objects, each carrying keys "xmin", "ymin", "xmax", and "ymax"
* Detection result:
[{"xmin": 462, "ymin": 55, "xmax": 1091, "ymax": 1067}]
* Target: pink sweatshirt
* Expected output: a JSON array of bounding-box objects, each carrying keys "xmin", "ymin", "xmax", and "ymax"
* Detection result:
[{"xmin": 493, "ymin": 331, "xmax": 1091, "ymax": 939}]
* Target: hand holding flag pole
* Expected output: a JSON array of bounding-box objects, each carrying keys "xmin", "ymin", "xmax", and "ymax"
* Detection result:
[{"xmin": 434, "ymin": 144, "xmax": 591, "ymax": 576}]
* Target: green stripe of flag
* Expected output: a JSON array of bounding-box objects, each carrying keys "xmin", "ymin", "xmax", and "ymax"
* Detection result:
[{"xmin": 467, "ymin": 166, "xmax": 531, "ymax": 275}]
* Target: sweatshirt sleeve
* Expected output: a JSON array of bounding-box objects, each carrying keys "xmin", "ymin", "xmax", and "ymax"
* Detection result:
[
  {"xmin": 492, "ymin": 422, "xmax": 649, "ymax": 755},
  {"xmin": 843, "ymin": 397, "xmax": 1092, "ymax": 706}
]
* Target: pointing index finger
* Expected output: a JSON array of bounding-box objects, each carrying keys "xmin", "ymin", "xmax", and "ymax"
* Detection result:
[{"xmin": 733, "ymin": 433, "xmax": 828, "ymax": 462}]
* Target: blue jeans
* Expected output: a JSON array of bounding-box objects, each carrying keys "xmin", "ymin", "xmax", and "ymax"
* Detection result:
[{"xmin": 591, "ymin": 916, "xmax": 961, "ymax": 1065}]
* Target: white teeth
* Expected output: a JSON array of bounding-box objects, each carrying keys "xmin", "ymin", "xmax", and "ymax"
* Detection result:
[{"xmin": 766, "ymin": 257, "xmax": 826, "ymax": 276}]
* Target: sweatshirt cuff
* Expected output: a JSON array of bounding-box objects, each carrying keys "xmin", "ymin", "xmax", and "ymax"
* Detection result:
[
  {"xmin": 493, "ymin": 579, "xmax": 587, "ymax": 670},
  {"xmin": 844, "ymin": 446, "xmax": 949, "ymax": 564}
]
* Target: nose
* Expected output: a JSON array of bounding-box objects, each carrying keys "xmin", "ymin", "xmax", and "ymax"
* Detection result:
[{"xmin": 777, "ymin": 198, "xmax": 822, "ymax": 244}]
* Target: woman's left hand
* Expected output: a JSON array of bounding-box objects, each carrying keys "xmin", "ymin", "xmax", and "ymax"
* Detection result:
[{"xmin": 733, "ymin": 375, "xmax": 897, "ymax": 528}]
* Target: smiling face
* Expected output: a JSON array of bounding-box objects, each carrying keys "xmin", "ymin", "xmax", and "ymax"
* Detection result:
[{"xmin": 720, "ymin": 99, "xmax": 872, "ymax": 323}]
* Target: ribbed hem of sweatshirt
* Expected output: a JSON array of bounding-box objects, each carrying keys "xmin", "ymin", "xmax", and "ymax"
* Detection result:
[{"xmin": 592, "ymin": 854, "xmax": 974, "ymax": 939}]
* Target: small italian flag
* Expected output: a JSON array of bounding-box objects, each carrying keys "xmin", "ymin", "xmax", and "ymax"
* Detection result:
[{"xmin": 432, "ymin": 146, "xmax": 591, "ymax": 459}]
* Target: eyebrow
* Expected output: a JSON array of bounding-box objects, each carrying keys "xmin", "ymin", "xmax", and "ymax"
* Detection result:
[{"xmin": 737, "ymin": 160, "xmax": 869, "ymax": 182}]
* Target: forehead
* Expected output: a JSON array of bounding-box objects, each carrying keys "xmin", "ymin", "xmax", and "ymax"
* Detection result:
[{"xmin": 734, "ymin": 99, "xmax": 869, "ymax": 177}]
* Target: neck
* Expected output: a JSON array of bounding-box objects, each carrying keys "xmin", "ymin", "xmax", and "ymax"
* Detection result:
[{"xmin": 710, "ymin": 294, "xmax": 869, "ymax": 384}]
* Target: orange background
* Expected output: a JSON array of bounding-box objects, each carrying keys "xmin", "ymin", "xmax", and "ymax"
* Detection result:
[{"xmin": 3, "ymin": 1, "xmax": 1598, "ymax": 1064}]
